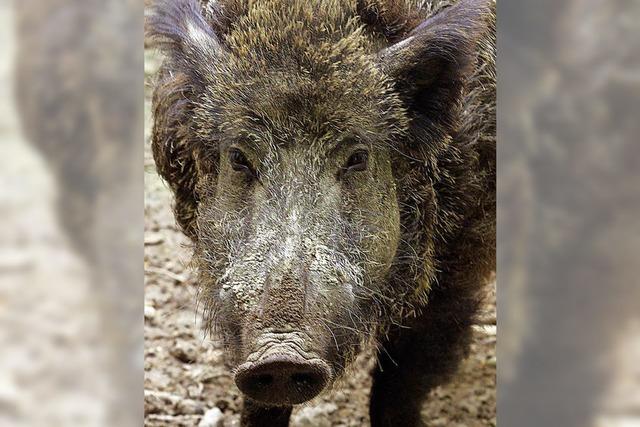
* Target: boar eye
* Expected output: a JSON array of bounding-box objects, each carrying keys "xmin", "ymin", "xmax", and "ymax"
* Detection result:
[
  {"xmin": 345, "ymin": 150, "xmax": 369, "ymax": 172},
  {"xmin": 229, "ymin": 148, "xmax": 256, "ymax": 178}
]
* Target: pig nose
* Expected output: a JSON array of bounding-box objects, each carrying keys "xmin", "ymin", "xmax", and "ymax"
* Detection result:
[{"xmin": 235, "ymin": 354, "xmax": 331, "ymax": 405}]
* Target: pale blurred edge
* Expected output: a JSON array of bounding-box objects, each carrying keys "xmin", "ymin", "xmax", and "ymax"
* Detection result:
[
  {"xmin": 498, "ymin": 0, "xmax": 640, "ymax": 426},
  {"xmin": 1, "ymin": 1, "xmax": 144, "ymax": 427}
]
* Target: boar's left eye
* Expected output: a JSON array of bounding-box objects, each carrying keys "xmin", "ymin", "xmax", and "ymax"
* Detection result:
[{"xmin": 344, "ymin": 150, "xmax": 369, "ymax": 172}]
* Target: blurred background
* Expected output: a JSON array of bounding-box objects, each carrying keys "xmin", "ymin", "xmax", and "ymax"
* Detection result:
[
  {"xmin": 1, "ymin": 0, "xmax": 143, "ymax": 426},
  {"xmin": 499, "ymin": 0, "xmax": 640, "ymax": 426},
  {"xmin": 0, "ymin": 0, "xmax": 638, "ymax": 426}
]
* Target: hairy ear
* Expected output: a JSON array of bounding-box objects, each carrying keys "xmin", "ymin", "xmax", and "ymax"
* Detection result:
[
  {"xmin": 146, "ymin": 0, "xmax": 223, "ymax": 239},
  {"xmin": 377, "ymin": 0, "xmax": 491, "ymax": 130},
  {"xmin": 146, "ymin": 0, "xmax": 221, "ymax": 77}
]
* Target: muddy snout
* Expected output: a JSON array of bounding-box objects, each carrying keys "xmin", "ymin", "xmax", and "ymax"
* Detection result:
[{"xmin": 235, "ymin": 352, "xmax": 331, "ymax": 405}]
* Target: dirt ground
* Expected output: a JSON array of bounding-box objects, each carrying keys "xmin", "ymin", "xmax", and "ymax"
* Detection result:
[{"xmin": 143, "ymin": 50, "xmax": 496, "ymax": 427}]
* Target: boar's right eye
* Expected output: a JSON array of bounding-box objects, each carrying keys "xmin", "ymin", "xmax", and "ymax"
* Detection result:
[
  {"xmin": 344, "ymin": 150, "xmax": 369, "ymax": 172},
  {"xmin": 228, "ymin": 148, "xmax": 257, "ymax": 179}
]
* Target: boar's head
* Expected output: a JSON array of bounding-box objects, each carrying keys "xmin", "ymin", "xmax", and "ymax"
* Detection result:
[{"xmin": 148, "ymin": 0, "xmax": 489, "ymax": 405}]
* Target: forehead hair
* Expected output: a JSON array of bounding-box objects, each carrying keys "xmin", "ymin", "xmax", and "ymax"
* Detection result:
[{"xmin": 192, "ymin": 0, "xmax": 409, "ymax": 147}]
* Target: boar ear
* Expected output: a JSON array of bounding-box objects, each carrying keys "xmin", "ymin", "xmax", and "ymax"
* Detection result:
[
  {"xmin": 146, "ymin": 0, "xmax": 222, "ymax": 79},
  {"xmin": 377, "ymin": 0, "xmax": 490, "ymax": 128},
  {"xmin": 147, "ymin": 0, "xmax": 223, "ymax": 239}
]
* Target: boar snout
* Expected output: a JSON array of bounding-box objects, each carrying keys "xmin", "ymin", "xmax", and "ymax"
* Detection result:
[
  {"xmin": 235, "ymin": 353, "xmax": 331, "ymax": 405},
  {"xmin": 234, "ymin": 332, "xmax": 332, "ymax": 405}
]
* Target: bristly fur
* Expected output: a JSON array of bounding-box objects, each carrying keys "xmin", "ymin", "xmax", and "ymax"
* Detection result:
[{"xmin": 147, "ymin": 0, "xmax": 495, "ymax": 423}]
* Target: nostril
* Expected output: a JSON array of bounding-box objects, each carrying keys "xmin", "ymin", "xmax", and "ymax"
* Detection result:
[
  {"xmin": 291, "ymin": 372, "xmax": 318, "ymax": 388},
  {"xmin": 253, "ymin": 374, "xmax": 273, "ymax": 388}
]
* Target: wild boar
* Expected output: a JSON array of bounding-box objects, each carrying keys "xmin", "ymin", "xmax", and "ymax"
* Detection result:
[{"xmin": 147, "ymin": 0, "xmax": 495, "ymax": 425}]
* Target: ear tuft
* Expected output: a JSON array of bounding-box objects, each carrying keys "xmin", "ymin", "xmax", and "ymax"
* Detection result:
[
  {"xmin": 145, "ymin": 0, "xmax": 220, "ymax": 67},
  {"xmin": 377, "ymin": 0, "xmax": 492, "ymax": 127}
]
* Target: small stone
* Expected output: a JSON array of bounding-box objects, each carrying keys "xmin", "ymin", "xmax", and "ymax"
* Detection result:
[
  {"xmin": 176, "ymin": 398, "xmax": 205, "ymax": 415},
  {"xmin": 486, "ymin": 355, "xmax": 497, "ymax": 367},
  {"xmin": 292, "ymin": 403, "xmax": 337, "ymax": 427},
  {"xmin": 431, "ymin": 417, "xmax": 449, "ymax": 426},
  {"xmin": 198, "ymin": 407, "xmax": 224, "ymax": 427},
  {"xmin": 170, "ymin": 340, "xmax": 197, "ymax": 364},
  {"xmin": 144, "ymin": 305, "xmax": 156, "ymax": 320},
  {"xmin": 145, "ymin": 232, "xmax": 165, "ymax": 245}
]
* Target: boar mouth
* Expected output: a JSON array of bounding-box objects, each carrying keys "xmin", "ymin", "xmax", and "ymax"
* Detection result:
[{"xmin": 234, "ymin": 332, "xmax": 333, "ymax": 405}]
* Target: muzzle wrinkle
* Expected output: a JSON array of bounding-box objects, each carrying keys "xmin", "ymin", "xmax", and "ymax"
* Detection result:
[{"xmin": 245, "ymin": 331, "xmax": 325, "ymax": 365}]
